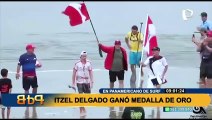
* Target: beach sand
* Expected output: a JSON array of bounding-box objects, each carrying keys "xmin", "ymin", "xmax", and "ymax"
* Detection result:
[{"xmin": 1, "ymin": 66, "xmax": 210, "ymax": 119}]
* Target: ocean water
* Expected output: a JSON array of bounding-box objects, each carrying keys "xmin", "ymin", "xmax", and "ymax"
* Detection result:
[
  {"xmin": 0, "ymin": 33, "xmax": 201, "ymax": 69},
  {"xmin": 0, "ymin": 33, "xmax": 210, "ymax": 119}
]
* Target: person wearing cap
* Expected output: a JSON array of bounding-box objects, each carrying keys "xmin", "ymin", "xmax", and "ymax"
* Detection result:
[
  {"xmin": 99, "ymin": 40, "xmax": 128, "ymax": 88},
  {"xmin": 205, "ymin": 43, "xmax": 212, "ymax": 112},
  {"xmin": 72, "ymin": 51, "xmax": 93, "ymax": 117},
  {"xmin": 192, "ymin": 30, "xmax": 212, "ymax": 86},
  {"xmin": 99, "ymin": 40, "xmax": 127, "ymax": 117},
  {"xmin": 192, "ymin": 28, "xmax": 208, "ymax": 50},
  {"xmin": 141, "ymin": 47, "xmax": 168, "ymax": 88},
  {"xmin": 16, "ymin": 44, "xmax": 41, "ymax": 94},
  {"xmin": 197, "ymin": 12, "xmax": 212, "ymax": 31},
  {"xmin": 193, "ymin": 32, "xmax": 212, "ymax": 108},
  {"xmin": 204, "ymin": 31, "xmax": 212, "ymax": 43},
  {"xmin": 125, "ymin": 25, "xmax": 144, "ymax": 88}
]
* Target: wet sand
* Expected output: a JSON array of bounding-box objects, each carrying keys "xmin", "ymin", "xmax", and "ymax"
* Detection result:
[{"xmin": 1, "ymin": 66, "xmax": 210, "ymax": 119}]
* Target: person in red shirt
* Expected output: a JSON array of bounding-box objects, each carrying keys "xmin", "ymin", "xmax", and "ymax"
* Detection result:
[
  {"xmin": 0, "ymin": 68, "xmax": 12, "ymax": 119},
  {"xmin": 99, "ymin": 40, "xmax": 128, "ymax": 88},
  {"xmin": 99, "ymin": 40, "xmax": 128, "ymax": 117}
]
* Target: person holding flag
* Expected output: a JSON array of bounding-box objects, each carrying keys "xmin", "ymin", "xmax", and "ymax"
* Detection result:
[
  {"xmin": 141, "ymin": 47, "xmax": 168, "ymax": 88},
  {"xmin": 125, "ymin": 25, "xmax": 144, "ymax": 88},
  {"xmin": 140, "ymin": 15, "xmax": 168, "ymax": 88},
  {"xmin": 63, "ymin": 2, "xmax": 103, "ymax": 57},
  {"xmin": 99, "ymin": 40, "xmax": 128, "ymax": 89},
  {"xmin": 98, "ymin": 40, "xmax": 128, "ymax": 118}
]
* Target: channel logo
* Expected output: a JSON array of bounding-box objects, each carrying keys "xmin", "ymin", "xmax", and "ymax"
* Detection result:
[
  {"xmin": 17, "ymin": 95, "xmax": 45, "ymax": 105},
  {"xmin": 190, "ymin": 107, "xmax": 207, "ymax": 119},
  {"xmin": 163, "ymin": 106, "xmax": 207, "ymax": 119}
]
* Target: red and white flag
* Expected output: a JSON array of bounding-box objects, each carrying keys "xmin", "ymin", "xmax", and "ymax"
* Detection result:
[
  {"xmin": 143, "ymin": 15, "xmax": 158, "ymax": 56},
  {"xmin": 63, "ymin": 3, "xmax": 90, "ymax": 26}
]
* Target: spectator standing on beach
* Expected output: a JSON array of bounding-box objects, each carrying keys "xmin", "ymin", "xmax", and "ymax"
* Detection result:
[
  {"xmin": 0, "ymin": 68, "xmax": 12, "ymax": 119},
  {"xmin": 16, "ymin": 44, "xmax": 42, "ymax": 94},
  {"xmin": 72, "ymin": 51, "xmax": 94, "ymax": 117}
]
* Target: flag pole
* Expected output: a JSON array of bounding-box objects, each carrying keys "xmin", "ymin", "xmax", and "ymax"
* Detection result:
[
  {"xmin": 137, "ymin": 14, "xmax": 148, "ymax": 87},
  {"xmin": 83, "ymin": 1, "xmax": 103, "ymax": 57},
  {"xmin": 136, "ymin": 22, "xmax": 143, "ymax": 88}
]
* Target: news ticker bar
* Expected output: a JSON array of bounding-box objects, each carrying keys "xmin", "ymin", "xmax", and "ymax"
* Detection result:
[
  {"xmin": 1, "ymin": 94, "xmax": 211, "ymax": 107},
  {"xmin": 99, "ymin": 88, "xmax": 212, "ymax": 94}
]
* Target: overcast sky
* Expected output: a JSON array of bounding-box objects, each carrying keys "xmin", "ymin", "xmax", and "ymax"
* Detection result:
[{"xmin": 0, "ymin": 1, "xmax": 212, "ymax": 42}]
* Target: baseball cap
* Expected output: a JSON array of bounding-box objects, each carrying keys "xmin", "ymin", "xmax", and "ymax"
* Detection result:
[
  {"xmin": 200, "ymin": 12, "xmax": 207, "ymax": 17},
  {"xmin": 114, "ymin": 40, "xmax": 121, "ymax": 45},
  {"xmin": 207, "ymin": 31, "xmax": 212, "ymax": 37},
  {"xmin": 152, "ymin": 46, "xmax": 160, "ymax": 51},
  {"xmin": 26, "ymin": 44, "xmax": 36, "ymax": 50},
  {"xmin": 80, "ymin": 51, "xmax": 87, "ymax": 56}
]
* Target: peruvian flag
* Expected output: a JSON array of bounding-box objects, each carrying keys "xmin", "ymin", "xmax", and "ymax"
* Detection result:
[
  {"xmin": 143, "ymin": 15, "xmax": 158, "ymax": 56},
  {"xmin": 63, "ymin": 3, "xmax": 90, "ymax": 26}
]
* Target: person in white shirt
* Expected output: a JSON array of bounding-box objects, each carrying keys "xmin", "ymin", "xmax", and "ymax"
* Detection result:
[
  {"xmin": 141, "ymin": 47, "xmax": 168, "ymax": 88},
  {"xmin": 72, "ymin": 51, "xmax": 94, "ymax": 117}
]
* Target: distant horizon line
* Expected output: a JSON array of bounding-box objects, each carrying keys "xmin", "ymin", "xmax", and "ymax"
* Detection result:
[{"xmin": 25, "ymin": 32, "xmax": 196, "ymax": 36}]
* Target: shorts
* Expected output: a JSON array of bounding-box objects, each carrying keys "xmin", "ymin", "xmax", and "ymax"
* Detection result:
[
  {"xmin": 129, "ymin": 51, "xmax": 142, "ymax": 65},
  {"xmin": 200, "ymin": 60, "xmax": 212, "ymax": 79},
  {"xmin": 109, "ymin": 70, "xmax": 125, "ymax": 83},
  {"xmin": 23, "ymin": 76, "xmax": 38, "ymax": 91},
  {"xmin": 77, "ymin": 83, "xmax": 91, "ymax": 93}
]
